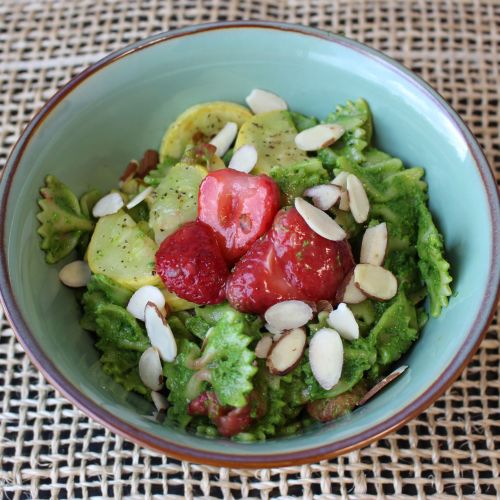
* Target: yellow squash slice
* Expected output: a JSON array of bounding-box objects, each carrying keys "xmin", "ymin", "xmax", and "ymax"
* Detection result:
[
  {"xmin": 87, "ymin": 211, "xmax": 160, "ymax": 290},
  {"xmin": 159, "ymin": 101, "xmax": 253, "ymax": 161},
  {"xmin": 234, "ymin": 110, "xmax": 307, "ymax": 174},
  {"xmin": 149, "ymin": 163, "xmax": 207, "ymax": 244}
]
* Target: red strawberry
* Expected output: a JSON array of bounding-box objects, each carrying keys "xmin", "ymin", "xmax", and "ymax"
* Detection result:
[
  {"xmin": 198, "ymin": 169, "xmax": 281, "ymax": 264},
  {"xmin": 226, "ymin": 234, "xmax": 308, "ymax": 314},
  {"xmin": 188, "ymin": 391, "xmax": 263, "ymax": 437},
  {"xmin": 226, "ymin": 208, "xmax": 354, "ymax": 313},
  {"xmin": 155, "ymin": 221, "xmax": 228, "ymax": 305},
  {"xmin": 269, "ymin": 208, "xmax": 354, "ymax": 301},
  {"xmin": 188, "ymin": 391, "xmax": 224, "ymax": 420},
  {"xmin": 216, "ymin": 406, "xmax": 253, "ymax": 437}
]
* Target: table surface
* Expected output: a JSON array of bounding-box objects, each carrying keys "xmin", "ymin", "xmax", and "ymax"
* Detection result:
[{"xmin": 0, "ymin": 1, "xmax": 499, "ymax": 498}]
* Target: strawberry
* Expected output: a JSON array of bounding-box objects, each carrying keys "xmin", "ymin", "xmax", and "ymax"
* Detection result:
[
  {"xmin": 269, "ymin": 208, "xmax": 354, "ymax": 301},
  {"xmin": 226, "ymin": 208, "xmax": 354, "ymax": 314},
  {"xmin": 188, "ymin": 391, "xmax": 225, "ymax": 420},
  {"xmin": 155, "ymin": 221, "xmax": 228, "ymax": 305},
  {"xmin": 226, "ymin": 234, "xmax": 308, "ymax": 314},
  {"xmin": 216, "ymin": 406, "xmax": 253, "ymax": 437},
  {"xmin": 198, "ymin": 169, "xmax": 281, "ymax": 264},
  {"xmin": 188, "ymin": 391, "xmax": 264, "ymax": 437}
]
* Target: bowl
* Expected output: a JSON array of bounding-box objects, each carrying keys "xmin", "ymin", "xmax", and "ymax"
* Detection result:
[{"xmin": 0, "ymin": 21, "xmax": 498, "ymax": 467}]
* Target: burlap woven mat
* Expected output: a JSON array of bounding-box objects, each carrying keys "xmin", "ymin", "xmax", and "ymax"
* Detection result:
[{"xmin": 0, "ymin": 1, "xmax": 499, "ymax": 498}]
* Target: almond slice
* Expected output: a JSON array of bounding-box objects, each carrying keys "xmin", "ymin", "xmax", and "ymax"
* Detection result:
[
  {"xmin": 92, "ymin": 192, "xmax": 124, "ymax": 218},
  {"xmin": 360, "ymin": 222, "xmax": 388, "ymax": 266},
  {"xmin": 338, "ymin": 271, "xmax": 367, "ymax": 304},
  {"xmin": 346, "ymin": 174, "xmax": 369, "ymax": 223},
  {"xmin": 317, "ymin": 300, "xmax": 334, "ymax": 313},
  {"xmin": 151, "ymin": 391, "xmax": 168, "ymax": 412},
  {"xmin": 338, "ymin": 190, "xmax": 350, "ymax": 211},
  {"xmin": 309, "ymin": 327, "xmax": 343, "ymax": 390},
  {"xmin": 265, "ymin": 322, "xmax": 282, "ymax": 335},
  {"xmin": 120, "ymin": 159, "xmax": 139, "ymax": 182},
  {"xmin": 354, "ymin": 264, "xmax": 397, "ymax": 301},
  {"xmin": 58, "ymin": 260, "xmax": 91, "ymax": 288},
  {"xmin": 209, "ymin": 122, "xmax": 238, "ymax": 157},
  {"xmin": 264, "ymin": 300, "xmax": 313, "ymax": 332},
  {"xmin": 139, "ymin": 347, "xmax": 164, "ymax": 391},
  {"xmin": 200, "ymin": 326, "xmax": 214, "ymax": 351},
  {"xmin": 331, "ymin": 171, "xmax": 349, "ymax": 188},
  {"xmin": 228, "ymin": 144, "xmax": 258, "ymax": 173},
  {"xmin": 357, "ymin": 365, "xmax": 408, "ymax": 406},
  {"xmin": 144, "ymin": 302, "xmax": 177, "ymax": 362},
  {"xmin": 327, "ymin": 303, "xmax": 359, "ymax": 341},
  {"xmin": 295, "ymin": 197, "xmax": 346, "ymax": 241},
  {"xmin": 303, "ymin": 184, "xmax": 341, "ymax": 211},
  {"xmin": 255, "ymin": 335, "xmax": 273, "ymax": 359},
  {"xmin": 295, "ymin": 124, "xmax": 344, "ymax": 151},
  {"xmin": 266, "ymin": 327, "xmax": 306, "ymax": 375},
  {"xmin": 126, "ymin": 186, "xmax": 153, "ymax": 209},
  {"xmin": 245, "ymin": 88, "xmax": 288, "ymax": 114},
  {"xmin": 127, "ymin": 286, "xmax": 166, "ymax": 322},
  {"xmin": 332, "ymin": 170, "xmax": 350, "ymax": 212}
]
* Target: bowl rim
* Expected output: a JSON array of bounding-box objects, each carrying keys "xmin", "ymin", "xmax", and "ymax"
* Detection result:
[{"xmin": 0, "ymin": 20, "xmax": 499, "ymax": 468}]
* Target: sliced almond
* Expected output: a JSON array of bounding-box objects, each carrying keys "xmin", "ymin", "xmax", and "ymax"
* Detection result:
[
  {"xmin": 331, "ymin": 170, "xmax": 349, "ymax": 212},
  {"xmin": 265, "ymin": 322, "xmax": 282, "ymax": 335},
  {"xmin": 295, "ymin": 197, "xmax": 346, "ymax": 241},
  {"xmin": 338, "ymin": 190, "xmax": 350, "ymax": 211},
  {"xmin": 317, "ymin": 300, "xmax": 334, "ymax": 313},
  {"xmin": 255, "ymin": 336, "xmax": 273, "ymax": 359},
  {"xmin": 266, "ymin": 327, "xmax": 306, "ymax": 375},
  {"xmin": 144, "ymin": 302, "xmax": 177, "ymax": 362},
  {"xmin": 228, "ymin": 144, "xmax": 258, "ymax": 173},
  {"xmin": 209, "ymin": 122, "xmax": 238, "ymax": 157},
  {"xmin": 264, "ymin": 300, "xmax": 313, "ymax": 332},
  {"xmin": 304, "ymin": 300, "xmax": 318, "ymax": 314},
  {"xmin": 92, "ymin": 192, "xmax": 124, "ymax": 217},
  {"xmin": 126, "ymin": 186, "xmax": 153, "ymax": 209},
  {"xmin": 360, "ymin": 222, "xmax": 388, "ymax": 266},
  {"xmin": 138, "ymin": 149, "xmax": 160, "ymax": 178},
  {"xmin": 201, "ymin": 326, "xmax": 214, "ymax": 351},
  {"xmin": 309, "ymin": 327, "xmax": 344, "ymax": 390},
  {"xmin": 127, "ymin": 286, "xmax": 166, "ymax": 322},
  {"xmin": 357, "ymin": 365, "xmax": 408, "ymax": 406},
  {"xmin": 58, "ymin": 260, "xmax": 91, "ymax": 288},
  {"xmin": 139, "ymin": 347, "xmax": 164, "ymax": 391},
  {"xmin": 120, "ymin": 159, "xmax": 139, "ymax": 182},
  {"xmin": 327, "ymin": 303, "xmax": 359, "ymax": 341},
  {"xmin": 337, "ymin": 271, "xmax": 367, "ymax": 304},
  {"xmin": 354, "ymin": 264, "xmax": 398, "ymax": 301},
  {"xmin": 303, "ymin": 184, "xmax": 341, "ymax": 211},
  {"xmin": 151, "ymin": 391, "xmax": 168, "ymax": 412},
  {"xmin": 245, "ymin": 88, "xmax": 288, "ymax": 114},
  {"xmin": 346, "ymin": 174, "xmax": 369, "ymax": 223},
  {"xmin": 331, "ymin": 171, "xmax": 349, "ymax": 188},
  {"xmin": 295, "ymin": 124, "xmax": 344, "ymax": 151},
  {"xmin": 264, "ymin": 323, "xmax": 283, "ymax": 342}
]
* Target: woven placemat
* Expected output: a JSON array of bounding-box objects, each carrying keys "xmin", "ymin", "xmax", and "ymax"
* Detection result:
[{"xmin": 0, "ymin": 1, "xmax": 498, "ymax": 498}]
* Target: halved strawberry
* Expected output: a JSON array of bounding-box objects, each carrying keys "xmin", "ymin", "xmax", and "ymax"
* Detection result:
[
  {"xmin": 188, "ymin": 391, "xmax": 265, "ymax": 437},
  {"xmin": 155, "ymin": 221, "xmax": 229, "ymax": 305},
  {"xmin": 198, "ymin": 169, "xmax": 281, "ymax": 264},
  {"xmin": 226, "ymin": 234, "xmax": 307, "ymax": 314},
  {"xmin": 269, "ymin": 208, "xmax": 354, "ymax": 301}
]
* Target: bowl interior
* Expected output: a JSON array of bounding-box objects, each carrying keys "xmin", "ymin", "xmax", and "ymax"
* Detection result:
[{"xmin": 1, "ymin": 24, "xmax": 497, "ymax": 463}]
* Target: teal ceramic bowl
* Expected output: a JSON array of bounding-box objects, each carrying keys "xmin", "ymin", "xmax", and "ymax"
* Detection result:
[{"xmin": 1, "ymin": 21, "xmax": 499, "ymax": 467}]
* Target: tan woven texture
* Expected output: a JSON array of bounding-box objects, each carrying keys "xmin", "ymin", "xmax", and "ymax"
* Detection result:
[{"xmin": 0, "ymin": 0, "xmax": 499, "ymax": 498}]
